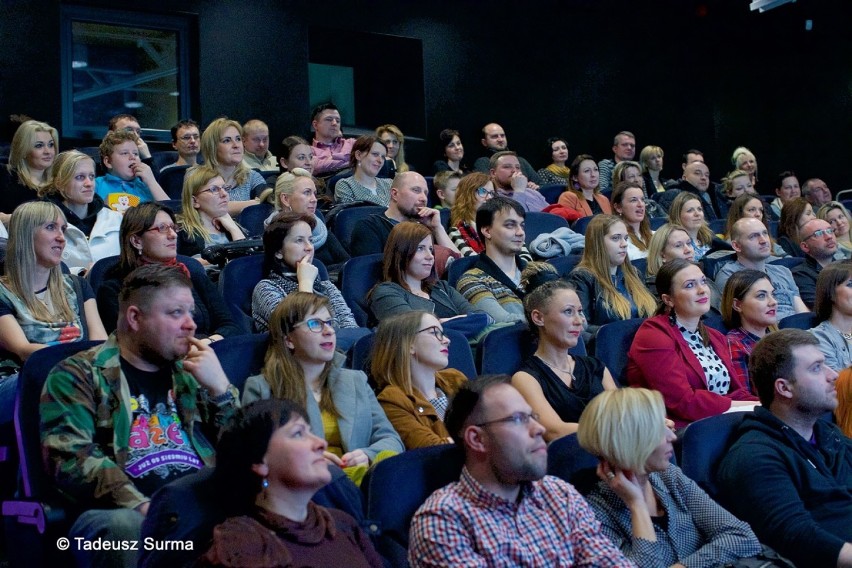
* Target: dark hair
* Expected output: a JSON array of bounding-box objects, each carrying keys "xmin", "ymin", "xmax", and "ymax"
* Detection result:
[
  {"xmin": 311, "ymin": 102, "xmax": 338, "ymax": 122},
  {"xmin": 438, "ymin": 128, "xmax": 460, "ymax": 159},
  {"xmin": 568, "ymin": 154, "xmax": 598, "ymax": 194},
  {"xmin": 277, "ymin": 135, "xmax": 309, "ymax": 166},
  {"xmin": 349, "ymin": 135, "xmax": 387, "ymax": 170},
  {"xmin": 118, "ymin": 264, "xmax": 192, "ymax": 313},
  {"xmin": 655, "ymin": 258, "xmax": 711, "ymax": 345},
  {"xmin": 726, "ymin": 192, "xmax": 770, "ymax": 238},
  {"xmin": 475, "ymin": 196, "xmax": 525, "ymax": 243},
  {"xmin": 108, "ymin": 113, "xmax": 138, "ymax": 131},
  {"xmin": 777, "ymin": 197, "xmax": 812, "ymax": 243},
  {"xmin": 444, "ymin": 374, "xmax": 511, "ymax": 447},
  {"xmin": 381, "ymin": 221, "xmax": 437, "ymax": 293},
  {"xmin": 721, "ymin": 269, "xmax": 772, "ymax": 329},
  {"xmin": 215, "ymin": 399, "xmax": 310, "ymax": 515},
  {"xmin": 814, "ymin": 262, "xmax": 852, "ymax": 324},
  {"xmin": 118, "ymin": 202, "xmax": 177, "ymax": 272},
  {"xmin": 545, "ymin": 137, "xmax": 568, "ymax": 164},
  {"xmin": 776, "ymin": 170, "xmax": 798, "ymax": 190},
  {"xmin": 611, "ymin": 180, "xmax": 652, "ymax": 251},
  {"xmin": 749, "ymin": 329, "xmax": 819, "ymax": 407},
  {"xmin": 262, "ymin": 211, "xmax": 317, "ymax": 275},
  {"xmin": 682, "ymin": 149, "xmax": 704, "ymax": 164},
  {"xmin": 170, "ymin": 119, "xmax": 199, "ymax": 143}
]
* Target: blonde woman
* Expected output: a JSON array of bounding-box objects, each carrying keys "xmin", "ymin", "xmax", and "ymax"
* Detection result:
[
  {"xmin": 818, "ymin": 201, "xmax": 852, "ymax": 258},
  {"xmin": 566, "ymin": 214, "xmax": 656, "ymax": 340},
  {"xmin": 667, "ymin": 191, "xmax": 717, "ymax": 261},
  {"xmin": 731, "ymin": 146, "xmax": 758, "ymax": 187},
  {"xmin": 177, "ymin": 166, "xmax": 246, "ymax": 261},
  {"xmin": 639, "ymin": 145, "xmax": 667, "ymax": 193},
  {"xmin": 376, "ymin": 124, "xmax": 410, "ymax": 174},
  {"xmin": 1, "ymin": 119, "xmax": 58, "ymax": 224}
]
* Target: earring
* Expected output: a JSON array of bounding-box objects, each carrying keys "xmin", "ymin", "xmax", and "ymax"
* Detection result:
[
  {"xmin": 262, "ymin": 478, "xmax": 269, "ymax": 489},
  {"xmin": 668, "ymin": 307, "xmax": 677, "ymax": 326}
]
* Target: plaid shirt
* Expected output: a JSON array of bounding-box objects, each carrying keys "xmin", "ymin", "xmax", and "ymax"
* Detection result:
[
  {"xmin": 726, "ymin": 328, "xmax": 759, "ymax": 394},
  {"xmin": 409, "ymin": 466, "xmax": 635, "ymax": 567}
]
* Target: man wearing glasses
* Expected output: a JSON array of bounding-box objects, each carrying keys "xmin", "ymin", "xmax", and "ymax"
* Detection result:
[
  {"xmin": 161, "ymin": 119, "xmax": 202, "ymax": 173},
  {"xmin": 716, "ymin": 217, "xmax": 809, "ymax": 319},
  {"xmin": 41, "ymin": 264, "xmax": 239, "ymax": 568},
  {"xmin": 793, "ymin": 218, "xmax": 845, "ymax": 308},
  {"xmin": 409, "ymin": 375, "xmax": 632, "ymax": 567}
]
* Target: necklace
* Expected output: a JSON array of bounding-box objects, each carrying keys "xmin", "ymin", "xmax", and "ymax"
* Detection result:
[
  {"xmin": 830, "ymin": 322, "xmax": 852, "ymax": 341},
  {"xmin": 539, "ymin": 355, "xmax": 575, "ymax": 378}
]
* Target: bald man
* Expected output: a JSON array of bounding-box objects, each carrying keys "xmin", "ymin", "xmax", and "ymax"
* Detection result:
[{"xmin": 473, "ymin": 123, "xmax": 541, "ymax": 188}]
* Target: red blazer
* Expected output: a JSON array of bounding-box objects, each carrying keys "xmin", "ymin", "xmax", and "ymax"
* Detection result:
[
  {"xmin": 557, "ymin": 190, "xmax": 612, "ymax": 218},
  {"xmin": 626, "ymin": 314, "xmax": 758, "ymax": 427}
]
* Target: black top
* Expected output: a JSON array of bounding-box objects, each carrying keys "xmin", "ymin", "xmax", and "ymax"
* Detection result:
[
  {"xmin": 517, "ymin": 355, "xmax": 607, "ymax": 423},
  {"xmin": 0, "ymin": 168, "xmax": 39, "ymax": 215}
]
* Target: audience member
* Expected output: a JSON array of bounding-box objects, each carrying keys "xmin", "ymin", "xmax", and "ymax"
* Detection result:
[
  {"xmin": 716, "ymin": 217, "xmax": 808, "ymax": 319},
  {"xmin": 769, "ymin": 170, "xmax": 801, "ymax": 220},
  {"xmin": 731, "ymin": 146, "xmax": 758, "ymax": 187},
  {"xmin": 0, "ymin": 201, "xmax": 107, "ymax": 423},
  {"xmin": 199, "ymin": 399, "xmax": 383, "ymax": 568},
  {"xmin": 776, "ymin": 197, "xmax": 815, "ymax": 257},
  {"xmin": 646, "ymin": 223, "xmax": 694, "ymax": 289},
  {"xmin": 243, "ymin": 292, "xmax": 403, "ymax": 484},
  {"xmin": 837, "ymin": 368, "xmax": 852, "ymax": 438},
  {"xmin": 718, "ymin": 169, "xmax": 754, "ymax": 218},
  {"xmin": 667, "ymin": 191, "xmax": 718, "ymax": 261},
  {"xmin": 95, "ymin": 129, "xmax": 168, "ymax": 212},
  {"xmin": 161, "ymin": 119, "xmax": 201, "ymax": 172},
  {"xmin": 456, "ymin": 197, "xmax": 527, "ymax": 323},
  {"xmin": 567, "ymin": 215, "xmax": 656, "ymax": 341},
  {"xmin": 611, "ymin": 180, "xmax": 653, "ymax": 260},
  {"xmin": 724, "ymin": 192, "xmax": 781, "ymax": 256},
  {"xmin": 39, "ymin": 150, "xmax": 122, "ymax": 275},
  {"xmin": 432, "ymin": 170, "xmax": 461, "ymax": 209},
  {"xmin": 819, "ymin": 201, "xmax": 852, "ymax": 258},
  {"xmin": 658, "ymin": 160, "xmax": 721, "ymax": 220},
  {"xmin": 373, "ymin": 311, "xmax": 467, "ymax": 449},
  {"xmin": 473, "ymin": 123, "xmax": 542, "ymax": 187},
  {"xmin": 536, "ymin": 137, "xmax": 571, "ymax": 186},
  {"xmin": 489, "ymin": 151, "xmax": 548, "ymax": 212},
  {"xmin": 241, "ymin": 119, "xmax": 278, "ymax": 172},
  {"xmin": 447, "ymin": 172, "xmax": 496, "ymax": 256},
  {"xmin": 433, "ymin": 128, "xmax": 469, "ymax": 174},
  {"xmin": 0, "ymin": 119, "xmax": 57, "ymax": 223},
  {"xmin": 612, "ymin": 160, "xmax": 666, "ymax": 218},
  {"xmin": 598, "ymin": 130, "xmax": 636, "ymax": 193},
  {"xmin": 512, "ymin": 279, "xmax": 616, "ymax": 441},
  {"xmin": 270, "ymin": 169, "xmax": 348, "ymax": 271},
  {"xmin": 176, "ymin": 165, "xmax": 246, "ymax": 260},
  {"xmin": 349, "ymin": 171, "xmax": 457, "ymax": 257},
  {"xmin": 369, "ymin": 221, "xmax": 478, "ymax": 324},
  {"xmin": 578, "ymin": 388, "xmax": 762, "ymax": 567},
  {"xmin": 277, "ymin": 135, "xmax": 314, "ymax": 174},
  {"xmin": 803, "ymin": 177, "xmax": 833, "ymax": 209},
  {"xmin": 809, "ymin": 263, "xmax": 852, "ymax": 372},
  {"xmin": 108, "ymin": 113, "xmax": 152, "ymax": 160},
  {"xmin": 41, "ymin": 264, "xmax": 238, "ymax": 568},
  {"xmin": 721, "ymin": 269, "xmax": 778, "ymax": 393},
  {"xmin": 334, "ymin": 135, "xmax": 392, "ymax": 206},
  {"xmin": 558, "ymin": 154, "xmax": 612, "ymax": 219},
  {"xmin": 97, "ymin": 202, "xmax": 242, "ymax": 339},
  {"xmin": 200, "ymin": 117, "xmax": 268, "ymax": 216},
  {"xmin": 376, "ymin": 123, "xmax": 410, "ymax": 175},
  {"xmin": 627, "ymin": 259, "xmax": 758, "ymax": 427},
  {"xmin": 639, "ymin": 144, "xmax": 667, "ymax": 194},
  {"xmin": 717, "ymin": 329, "xmax": 852, "ymax": 568},
  {"xmin": 252, "ymin": 212, "xmax": 357, "ymax": 337},
  {"xmin": 310, "ymin": 103, "xmax": 356, "ymax": 176},
  {"xmin": 792, "ymin": 218, "xmax": 843, "ymax": 308},
  {"xmin": 408, "ymin": 375, "xmax": 633, "ymax": 567}
]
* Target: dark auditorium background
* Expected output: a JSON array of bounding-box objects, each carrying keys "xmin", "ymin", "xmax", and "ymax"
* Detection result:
[{"xmin": 1, "ymin": 0, "xmax": 849, "ymax": 192}]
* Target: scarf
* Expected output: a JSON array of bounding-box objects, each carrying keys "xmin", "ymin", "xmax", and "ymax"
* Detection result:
[
  {"xmin": 139, "ymin": 256, "xmax": 191, "ymax": 279},
  {"xmin": 311, "ymin": 213, "xmax": 328, "ymax": 249},
  {"xmin": 546, "ymin": 164, "xmax": 571, "ymax": 179}
]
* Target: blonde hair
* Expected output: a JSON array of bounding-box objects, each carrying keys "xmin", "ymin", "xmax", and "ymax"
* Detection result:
[
  {"xmin": 639, "ymin": 145, "xmax": 664, "ymax": 174},
  {"xmin": 376, "ymin": 124, "xmax": 409, "ymax": 173},
  {"xmin": 576, "ymin": 215, "xmax": 656, "ymax": 319},
  {"xmin": 646, "ymin": 223, "xmax": 689, "ymax": 278},
  {"xmin": 667, "ymin": 192, "xmax": 714, "ymax": 246},
  {"xmin": 578, "ymin": 388, "xmax": 668, "ymax": 474},
  {"xmin": 39, "ymin": 150, "xmax": 94, "ymax": 199},
  {"xmin": 7, "ymin": 119, "xmax": 58, "ymax": 190},
  {"xmin": 371, "ymin": 311, "xmax": 428, "ymax": 395},
  {"xmin": 273, "ymin": 168, "xmax": 315, "ymax": 212},
  {"xmin": 177, "ymin": 166, "xmax": 225, "ymax": 243},
  {"xmin": 3, "ymin": 201, "xmax": 75, "ymax": 322},
  {"xmin": 200, "ymin": 117, "xmax": 251, "ymax": 187},
  {"xmin": 722, "ymin": 169, "xmax": 751, "ymax": 199}
]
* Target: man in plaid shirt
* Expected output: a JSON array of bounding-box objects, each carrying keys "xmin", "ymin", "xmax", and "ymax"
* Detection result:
[{"xmin": 408, "ymin": 375, "xmax": 634, "ymax": 567}]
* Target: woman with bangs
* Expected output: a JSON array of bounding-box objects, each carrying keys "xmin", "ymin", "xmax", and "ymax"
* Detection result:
[
  {"xmin": 373, "ymin": 311, "xmax": 468, "ymax": 450},
  {"xmin": 368, "ymin": 221, "xmax": 476, "ymax": 323},
  {"xmin": 667, "ymin": 191, "xmax": 719, "ymax": 261},
  {"xmin": 818, "ymin": 201, "xmax": 852, "ymax": 258},
  {"xmin": 611, "ymin": 181, "xmax": 653, "ymax": 260},
  {"xmin": 567, "ymin": 214, "xmax": 656, "ymax": 343},
  {"xmin": 376, "ymin": 124, "xmax": 410, "ymax": 176},
  {"xmin": 448, "ymin": 171, "xmax": 515, "ymax": 258},
  {"xmin": 1, "ymin": 119, "xmax": 59, "ymax": 225},
  {"xmin": 639, "ymin": 145, "xmax": 667, "ymax": 194},
  {"xmin": 176, "ymin": 165, "xmax": 246, "ymax": 261},
  {"xmin": 39, "ymin": 150, "xmax": 122, "ymax": 275},
  {"xmin": 578, "ymin": 388, "xmax": 761, "ymax": 567},
  {"xmin": 243, "ymin": 292, "xmax": 403, "ymax": 484},
  {"xmin": 199, "ymin": 117, "xmax": 269, "ymax": 216},
  {"xmin": 721, "ymin": 269, "xmax": 778, "ymax": 393}
]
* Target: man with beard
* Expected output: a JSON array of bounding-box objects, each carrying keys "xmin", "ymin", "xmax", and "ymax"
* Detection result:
[
  {"xmin": 41, "ymin": 265, "xmax": 239, "ymax": 567},
  {"xmin": 409, "ymin": 375, "xmax": 633, "ymax": 567},
  {"xmin": 349, "ymin": 171, "xmax": 458, "ymax": 257},
  {"xmin": 489, "ymin": 151, "xmax": 548, "ymax": 212},
  {"xmin": 473, "ymin": 123, "xmax": 541, "ymax": 188}
]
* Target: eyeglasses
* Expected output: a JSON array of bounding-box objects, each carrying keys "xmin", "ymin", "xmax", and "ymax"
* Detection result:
[
  {"xmin": 417, "ymin": 326, "xmax": 446, "ymax": 341},
  {"xmin": 803, "ymin": 227, "xmax": 835, "ymax": 240},
  {"xmin": 476, "ymin": 187, "xmax": 495, "ymax": 198},
  {"xmin": 476, "ymin": 412, "xmax": 540, "ymax": 428},
  {"xmin": 179, "ymin": 133, "xmax": 200, "ymax": 141},
  {"xmin": 195, "ymin": 185, "xmax": 228, "ymax": 197},
  {"xmin": 123, "ymin": 127, "xmax": 142, "ymax": 135},
  {"xmin": 146, "ymin": 223, "xmax": 178, "ymax": 234},
  {"xmin": 294, "ymin": 318, "xmax": 338, "ymax": 333}
]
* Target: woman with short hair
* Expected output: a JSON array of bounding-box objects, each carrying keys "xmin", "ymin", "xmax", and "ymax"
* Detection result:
[{"xmin": 536, "ymin": 137, "xmax": 571, "ymax": 186}]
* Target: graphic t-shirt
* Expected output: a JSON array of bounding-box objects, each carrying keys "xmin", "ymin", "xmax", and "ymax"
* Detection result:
[{"xmin": 121, "ymin": 358, "xmax": 202, "ymax": 497}]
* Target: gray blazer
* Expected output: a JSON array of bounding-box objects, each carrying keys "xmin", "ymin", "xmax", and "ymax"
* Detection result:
[
  {"xmin": 369, "ymin": 280, "xmax": 475, "ymax": 321},
  {"xmin": 242, "ymin": 354, "xmax": 404, "ymax": 460},
  {"xmin": 809, "ymin": 320, "xmax": 852, "ymax": 372}
]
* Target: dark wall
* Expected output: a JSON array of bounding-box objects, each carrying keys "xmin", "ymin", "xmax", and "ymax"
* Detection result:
[{"xmin": 2, "ymin": 0, "xmax": 850, "ymax": 193}]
